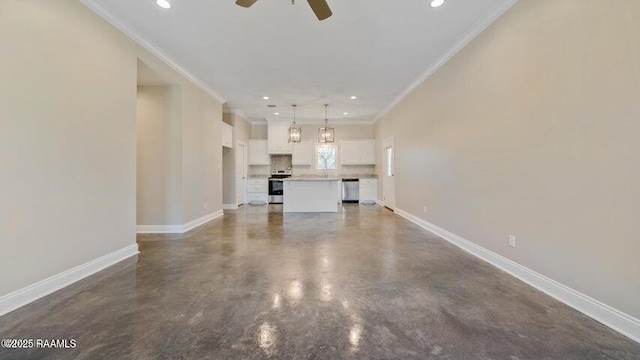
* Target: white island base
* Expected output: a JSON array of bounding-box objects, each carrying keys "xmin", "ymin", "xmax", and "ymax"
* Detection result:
[{"xmin": 283, "ymin": 178, "xmax": 340, "ymax": 213}]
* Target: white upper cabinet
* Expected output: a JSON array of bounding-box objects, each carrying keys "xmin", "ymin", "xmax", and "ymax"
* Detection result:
[
  {"xmin": 340, "ymin": 140, "xmax": 376, "ymax": 165},
  {"xmin": 267, "ymin": 120, "xmax": 292, "ymax": 154},
  {"xmin": 222, "ymin": 122, "xmax": 234, "ymax": 148},
  {"xmin": 341, "ymin": 141, "xmax": 359, "ymax": 164},
  {"xmin": 248, "ymin": 139, "xmax": 270, "ymax": 165},
  {"xmin": 358, "ymin": 140, "xmax": 376, "ymax": 164},
  {"xmin": 292, "ymin": 141, "xmax": 313, "ymax": 166}
]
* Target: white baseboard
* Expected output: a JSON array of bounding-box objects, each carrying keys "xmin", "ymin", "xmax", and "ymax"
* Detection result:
[
  {"xmin": 136, "ymin": 224, "xmax": 183, "ymax": 234},
  {"xmin": 375, "ymin": 199, "xmax": 384, "ymax": 207},
  {"xmin": 0, "ymin": 244, "xmax": 139, "ymax": 317},
  {"xmin": 182, "ymin": 210, "xmax": 223, "ymax": 233},
  {"xmin": 394, "ymin": 208, "xmax": 640, "ymax": 344},
  {"xmin": 137, "ymin": 210, "xmax": 223, "ymax": 234},
  {"xmin": 223, "ymin": 203, "xmax": 239, "ymax": 210}
]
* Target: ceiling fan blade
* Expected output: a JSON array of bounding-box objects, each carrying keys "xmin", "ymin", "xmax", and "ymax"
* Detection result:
[
  {"xmin": 236, "ymin": 0, "xmax": 259, "ymax": 8},
  {"xmin": 307, "ymin": 0, "xmax": 332, "ymax": 21}
]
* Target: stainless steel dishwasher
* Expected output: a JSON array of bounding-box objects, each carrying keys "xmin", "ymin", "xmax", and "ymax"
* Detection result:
[{"xmin": 341, "ymin": 178, "xmax": 359, "ymax": 203}]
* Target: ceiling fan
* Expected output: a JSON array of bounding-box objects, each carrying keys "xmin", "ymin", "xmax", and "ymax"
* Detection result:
[{"xmin": 235, "ymin": 0, "xmax": 333, "ymax": 21}]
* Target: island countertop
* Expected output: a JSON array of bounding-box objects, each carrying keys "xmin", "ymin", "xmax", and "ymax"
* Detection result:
[{"xmin": 283, "ymin": 177, "xmax": 340, "ymax": 181}]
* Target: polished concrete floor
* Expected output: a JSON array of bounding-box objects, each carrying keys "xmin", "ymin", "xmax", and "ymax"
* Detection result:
[{"xmin": 1, "ymin": 204, "xmax": 639, "ymax": 359}]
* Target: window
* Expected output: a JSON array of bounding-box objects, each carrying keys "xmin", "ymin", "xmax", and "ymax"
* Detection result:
[
  {"xmin": 316, "ymin": 144, "xmax": 337, "ymax": 170},
  {"xmin": 384, "ymin": 146, "xmax": 393, "ymax": 177}
]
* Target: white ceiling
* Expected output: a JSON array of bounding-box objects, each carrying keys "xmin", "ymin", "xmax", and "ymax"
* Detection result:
[{"xmin": 87, "ymin": 0, "xmax": 515, "ymax": 124}]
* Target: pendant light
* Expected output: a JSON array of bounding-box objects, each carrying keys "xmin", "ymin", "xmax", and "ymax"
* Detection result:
[
  {"xmin": 318, "ymin": 104, "xmax": 335, "ymax": 143},
  {"xmin": 288, "ymin": 104, "xmax": 302, "ymax": 143}
]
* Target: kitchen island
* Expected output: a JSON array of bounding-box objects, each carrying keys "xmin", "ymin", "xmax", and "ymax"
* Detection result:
[{"xmin": 282, "ymin": 178, "xmax": 340, "ymax": 213}]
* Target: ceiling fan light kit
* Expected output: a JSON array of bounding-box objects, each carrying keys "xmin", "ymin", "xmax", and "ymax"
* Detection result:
[{"xmin": 235, "ymin": 0, "xmax": 333, "ymax": 21}]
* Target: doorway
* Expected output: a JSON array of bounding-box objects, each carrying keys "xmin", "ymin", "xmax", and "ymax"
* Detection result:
[
  {"xmin": 236, "ymin": 141, "xmax": 247, "ymax": 206},
  {"xmin": 136, "ymin": 60, "xmax": 181, "ymax": 230},
  {"xmin": 383, "ymin": 137, "xmax": 395, "ymax": 210}
]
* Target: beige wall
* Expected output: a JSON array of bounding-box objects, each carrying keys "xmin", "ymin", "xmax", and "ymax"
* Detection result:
[
  {"xmin": 180, "ymin": 88, "xmax": 223, "ymax": 222},
  {"xmin": 0, "ymin": 0, "xmax": 223, "ymax": 297},
  {"xmin": 136, "ymin": 86, "xmax": 182, "ymax": 225},
  {"xmin": 235, "ymin": 114, "xmax": 251, "ymax": 145},
  {"xmin": 251, "ymin": 122, "xmax": 268, "ymax": 140},
  {"xmin": 376, "ymin": 0, "xmax": 640, "ymax": 318}
]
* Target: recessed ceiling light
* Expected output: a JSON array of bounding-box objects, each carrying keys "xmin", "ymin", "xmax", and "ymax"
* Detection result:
[
  {"xmin": 156, "ymin": 0, "xmax": 171, "ymax": 9},
  {"xmin": 350, "ymin": 96, "xmax": 357, "ymax": 100},
  {"xmin": 430, "ymin": 0, "xmax": 445, "ymax": 8},
  {"xmin": 274, "ymin": 112, "xmax": 280, "ymax": 115},
  {"xmin": 263, "ymin": 96, "xmax": 269, "ymax": 100},
  {"xmin": 343, "ymin": 112, "xmax": 349, "ymax": 115}
]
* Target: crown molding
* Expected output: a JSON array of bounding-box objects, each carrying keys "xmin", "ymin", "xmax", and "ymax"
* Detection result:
[
  {"xmin": 78, "ymin": 0, "xmax": 226, "ymax": 104},
  {"xmin": 373, "ymin": 0, "xmax": 520, "ymax": 123}
]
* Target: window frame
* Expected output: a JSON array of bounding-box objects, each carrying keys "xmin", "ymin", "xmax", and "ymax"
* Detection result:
[{"xmin": 315, "ymin": 144, "xmax": 337, "ymax": 171}]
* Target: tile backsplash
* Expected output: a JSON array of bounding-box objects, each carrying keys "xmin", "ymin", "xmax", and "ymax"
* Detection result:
[
  {"xmin": 291, "ymin": 165, "xmax": 375, "ymax": 176},
  {"xmin": 248, "ymin": 157, "xmax": 374, "ymax": 176},
  {"xmin": 270, "ymin": 155, "xmax": 292, "ymax": 171}
]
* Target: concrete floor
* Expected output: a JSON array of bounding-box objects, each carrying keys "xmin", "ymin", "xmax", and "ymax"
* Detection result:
[{"xmin": 1, "ymin": 204, "xmax": 639, "ymax": 359}]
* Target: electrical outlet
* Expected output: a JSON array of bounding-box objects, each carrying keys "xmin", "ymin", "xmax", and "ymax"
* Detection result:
[
  {"xmin": 423, "ymin": 206, "xmax": 427, "ymax": 214},
  {"xmin": 204, "ymin": 202, "xmax": 208, "ymax": 209},
  {"xmin": 509, "ymin": 235, "xmax": 516, "ymax": 248}
]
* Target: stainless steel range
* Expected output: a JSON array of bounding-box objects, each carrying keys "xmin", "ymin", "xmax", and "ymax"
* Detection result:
[{"xmin": 268, "ymin": 170, "xmax": 292, "ymax": 204}]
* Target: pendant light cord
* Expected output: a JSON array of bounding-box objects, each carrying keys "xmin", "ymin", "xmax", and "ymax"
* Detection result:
[
  {"xmin": 324, "ymin": 104, "xmax": 329, "ymax": 126},
  {"xmin": 293, "ymin": 104, "xmax": 297, "ymax": 124}
]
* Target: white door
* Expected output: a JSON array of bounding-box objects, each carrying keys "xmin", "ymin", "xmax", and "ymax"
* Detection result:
[
  {"xmin": 383, "ymin": 138, "xmax": 395, "ymax": 210},
  {"xmin": 236, "ymin": 142, "xmax": 247, "ymax": 206}
]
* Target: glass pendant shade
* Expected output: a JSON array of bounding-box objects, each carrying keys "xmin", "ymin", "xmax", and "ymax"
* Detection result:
[
  {"xmin": 288, "ymin": 126, "xmax": 301, "ymax": 143},
  {"xmin": 318, "ymin": 104, "xmax": 335, "ymax": 143},
  {"xmin": 288, "ymin": 104, "xmax": 302, "ymax": 143},
  {"xmin": 318, "ymin": 125, "xmax": 334, "ymax": 143}
]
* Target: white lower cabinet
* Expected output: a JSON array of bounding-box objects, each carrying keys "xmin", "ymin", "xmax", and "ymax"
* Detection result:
[
  {"xmin": 359, "ymin": 178, "xmax": 378, "ymax": 204},
  {"xmin": 246, "ymin": 179, "xmax": 268, "ymax": 204}
]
